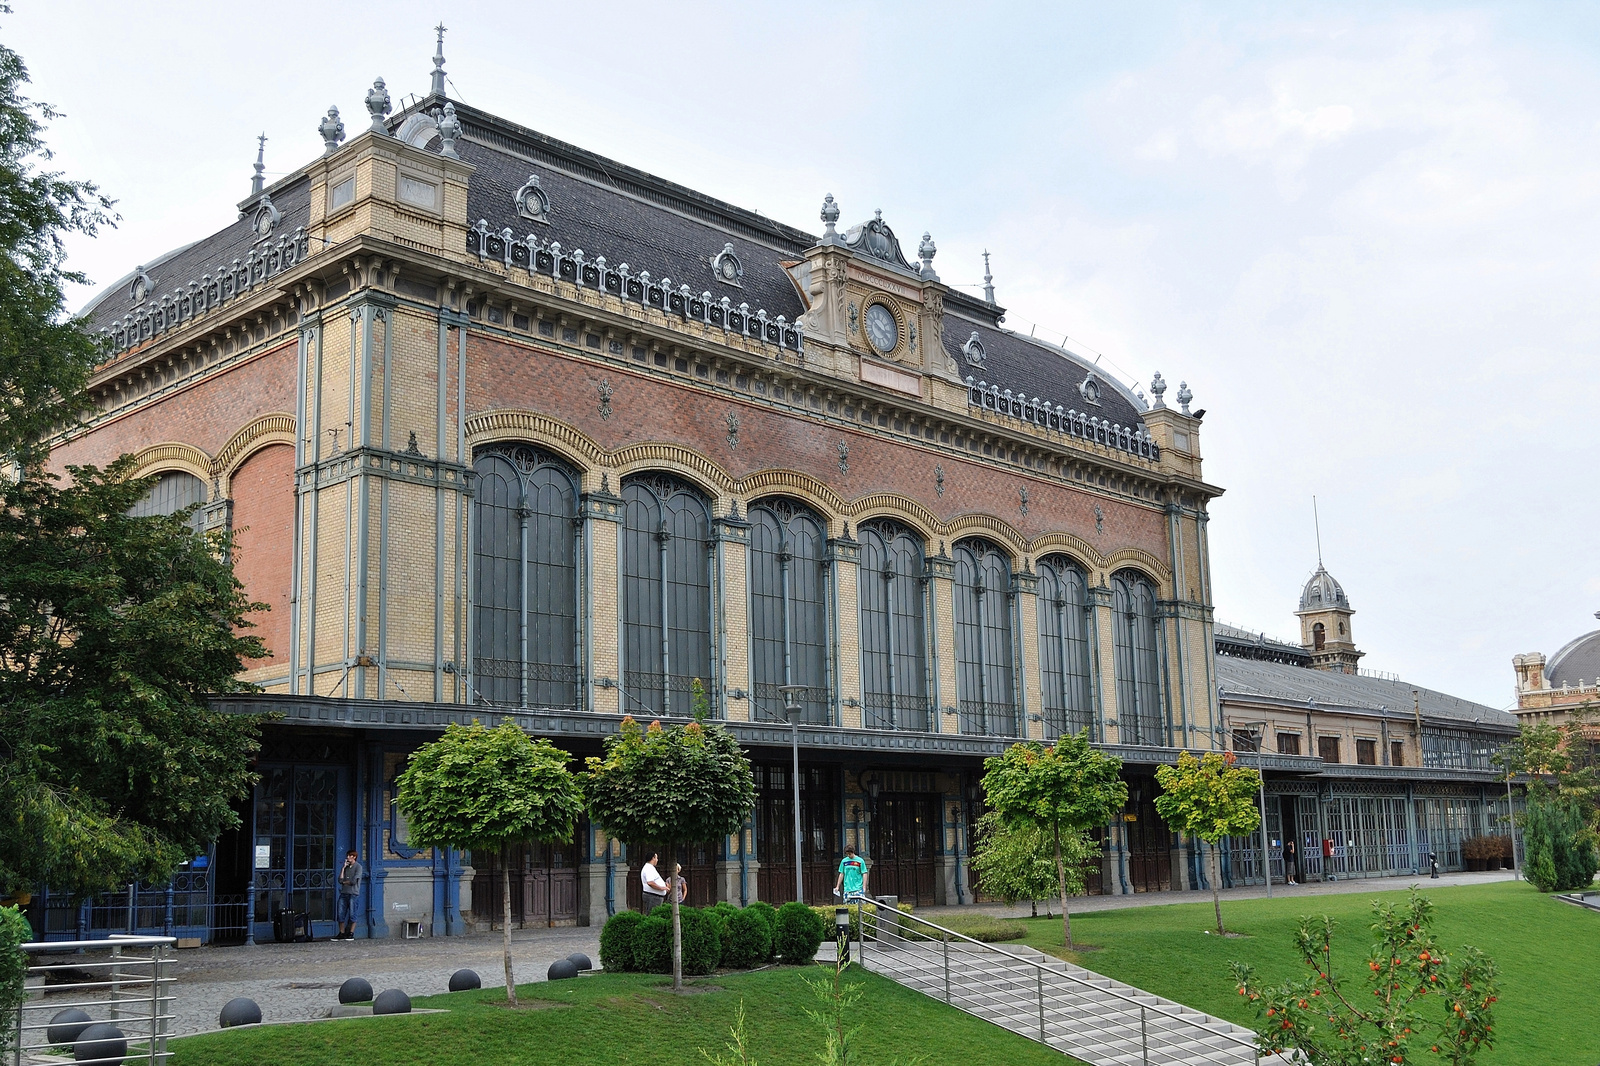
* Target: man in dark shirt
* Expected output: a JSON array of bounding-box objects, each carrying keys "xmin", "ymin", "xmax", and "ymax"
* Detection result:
[{"xmin": 336, "ymin": 849, "xmax": 363, "ymax": 940}]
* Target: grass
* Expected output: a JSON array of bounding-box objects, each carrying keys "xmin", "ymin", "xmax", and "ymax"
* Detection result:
[
  {"xmin": 167, "ymin": 964, "xmax": 1083, "ymax": 1066},
  {"xmin": 925, "ymin": 912, "xmax": 1028, "ymax": 942},
  {"xmin": 1000, "ymin": 880, "xmax": 1597, "ymax": 1066}
]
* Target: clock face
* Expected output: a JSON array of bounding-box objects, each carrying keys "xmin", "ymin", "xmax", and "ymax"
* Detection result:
[{"xmin": 865, "ymin": 303, "xmax": 898, "ymax": 353}]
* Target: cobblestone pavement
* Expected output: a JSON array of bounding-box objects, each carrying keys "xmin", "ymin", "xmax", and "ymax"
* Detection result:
[
  {"xmin": 919, "ymin": 869, "xmax": 1518, "ymax": 920},
  {"xmin": 37, "ymin": 925, "xmax": 603, "ymax": 1038}
]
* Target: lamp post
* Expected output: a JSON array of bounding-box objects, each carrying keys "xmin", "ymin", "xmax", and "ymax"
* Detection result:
[
  {"xmin": 1505, "ymin": 770, "xmax": 1519, "ymax": 880},
  {"xmin": 781, "ymin": 684, "xmax": 807, "ymax": 905},
  {"xmin": 1255, "ymin": 739, "xmax": 1271, "ymax": 899}
]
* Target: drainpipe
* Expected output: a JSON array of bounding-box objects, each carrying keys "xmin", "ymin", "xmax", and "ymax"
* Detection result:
[
  {"xmin": 604, "ymin": 834, "xmax": 615, "ymax": 918},
  {"xmin": 739, "ymin": 814, "xmax": 751, "ymax": 906}
]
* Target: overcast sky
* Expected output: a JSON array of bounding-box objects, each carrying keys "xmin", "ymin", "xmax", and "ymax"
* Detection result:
[{"xmin": 13, "ymin": 2, "xmax": 1597, "ymax": 709}]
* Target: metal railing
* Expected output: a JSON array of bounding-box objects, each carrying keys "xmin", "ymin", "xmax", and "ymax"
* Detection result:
[
  {"xmin": 13, "ymin": 935, "xmax": 175, "ymax": 1066},
  {"xmin": 860, "ymin": 907, "xmax": 1278, "ymax": 1066}
]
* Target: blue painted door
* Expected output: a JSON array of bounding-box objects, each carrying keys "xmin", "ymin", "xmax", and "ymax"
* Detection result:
[{"xmin": 252, "ymin": 765, "xmax": 347, "ymax": 940}]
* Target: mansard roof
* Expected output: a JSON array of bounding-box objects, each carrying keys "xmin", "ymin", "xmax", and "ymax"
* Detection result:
[
  {"xmin": 1215, "ymin": 655, "xmax": 1517, "ymax": 732},
  {"xmin": 1547, "ymin": 628, "xmax": 1600, "ymax": 688}
]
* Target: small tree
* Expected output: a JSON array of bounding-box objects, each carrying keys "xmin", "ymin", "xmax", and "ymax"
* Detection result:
[
  {"xmin": 1154, "ymin": 750, "xmax": 1261, "ymax": 934},
  {"xmin": 969, "ymin": 812, "xmax": 1100, "ymax": 916},
  {"xmin": 981, "ymin": 733, "xmax": 1127, "ymax": 949},
  {"xmin": 395, "ymin": 719, "xmax": 583, "ymax": 1005},
  {"xmin": 584, "ymin": 714, "xmax": 755, "ymax": 991},
  {"xmin": 1523, "ymin": 791, "xmax": 1598, "ymax": 892},
  {"xmin": 1232, "ymin": 891, "xmax": 1498, "ymax": 1066}
]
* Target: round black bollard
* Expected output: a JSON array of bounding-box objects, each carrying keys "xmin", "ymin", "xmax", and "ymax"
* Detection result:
[
  {"xmin": 447, "ymin": 968, "xmax": 481, "ymax": 992},
  {"xmin": 48, "ymin": 1008, "xmax": 93, "ymax": 1048},
  {"xmin": 566, "ymin": 952, "xmax": 593, "ymax": 971},
  {"xmin": 338, "ymin": 977, "xmax": 374, "ymax": 1004},
  {"xmin": 372, "ymin": 988, "xmax": 412, "ymax": 1015},
  {"xmin": 218, "ymin": 997, "xmax": 262, "ymax": 1028},
  {"xmin": 74, "ymin": 1023, "xmax": 127, "ymax": 1065},
  {"xmin": 547, "ymin": 958, "xmax": 579, "ymax": 981}
]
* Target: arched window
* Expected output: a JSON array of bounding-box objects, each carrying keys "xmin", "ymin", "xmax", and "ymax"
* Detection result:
[
  {"xmin": 621, "ymin": 473, "xmax": 712, "ymax": 716},
  {"xmin": 1313, "ymin": 622, "xmax": 1326, "ymax": 650},
  {"xmin": 1036, "ymin": 555, "xmax": 1093, "ymax": 740},
  {"xmin": 471, "ymin": 445, "xmax": 579, "ymax": 708},
  {"xmin": 858, "ymin": 519, "xmax": 929, "ymax": 730},
  {"xmin": 1111, "ymin": 569, "xmax": 1164, "ymax": 745},
  {"xmin": 953, "ymin": 538, "xmax": 1016, "ymax": 736},
  {"xmin": 129, "ymin": 470, "xmax": 207, "ymax": 531},
  {"xmin": 749, "ymin": 499, "xmax": 829, "ymax": 724}
]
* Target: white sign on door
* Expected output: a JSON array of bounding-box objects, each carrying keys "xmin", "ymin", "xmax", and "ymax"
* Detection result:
[{"xmin": 254, "ymin": 844, "xmax": 272, "ymax": 870}]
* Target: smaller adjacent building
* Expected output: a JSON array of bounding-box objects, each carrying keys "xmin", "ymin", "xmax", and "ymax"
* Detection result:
[
  {"xmin": 1211, "ymin": 566, "xmax": 1519, "ymax": 886},
  {"xmin": 1512, "ymin": 616, "xmax": 1600, "ymax": 733}
]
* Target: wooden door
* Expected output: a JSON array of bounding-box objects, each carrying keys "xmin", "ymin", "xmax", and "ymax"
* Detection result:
[
  {"xmin": 1123, "ymin": 778, "xmax": 1172, "ymax": 893},
  {"xmin": 870, "ymin": 793, "xmax": 939, "ymax": 906}
]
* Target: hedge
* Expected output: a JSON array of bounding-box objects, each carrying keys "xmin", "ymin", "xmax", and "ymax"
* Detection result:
[
  {"xmin": 599, "ymin": 910, "xmax": 643, "ymax": 972},
  {"xmin": 773, "ymin": 900, "xmax": 825, "ymax": 964},
  {"xmin": 721, "ymin": 907, "xmax": 773, "ymax": 969}
]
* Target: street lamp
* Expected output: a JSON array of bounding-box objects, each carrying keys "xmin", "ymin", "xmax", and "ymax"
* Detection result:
[{"xmin": 780, "ymin": 684, "xmax": 807, "ymax": 905}]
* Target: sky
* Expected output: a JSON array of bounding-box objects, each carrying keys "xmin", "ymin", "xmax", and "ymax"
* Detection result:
[{"xmin": 11, "ymin": 1, "xmax": 1597, "ymax": 709}]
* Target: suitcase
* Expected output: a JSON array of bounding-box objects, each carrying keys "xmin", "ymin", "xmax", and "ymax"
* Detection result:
[{"xmin": 273, "ymin": 909, "xmax": 310, "ymax": 943}]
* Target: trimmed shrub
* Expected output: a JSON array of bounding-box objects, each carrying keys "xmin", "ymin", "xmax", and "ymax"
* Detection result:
[
  {"xmin": 677, "ymin": 907, "xmax": 722, "ymax": 976},
  {"xmin": 721, "ymin": 907, "xmax": 773, "ymax": 969},
  {"xmin": 598, "ymin": 910, "xmax": 643, "ymax": 972},
  {"xmin": 745, "ymin": 900, "xmax": 778, "ymax": 959},
  {"xmin": 1, "ymin": 906, "xmax": 32, "ymax": 1056},
  {"xmin": 634, "ymin": 914, "xmax": 672, "ymax": 974},
  {"xmin": 773, "ymin": 900, "xmax": 825, "ymax": 964}
]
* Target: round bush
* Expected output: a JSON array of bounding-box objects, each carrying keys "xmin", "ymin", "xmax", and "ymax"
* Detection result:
[
  {"xmin": 448, "ymin": 968, "xmax": 481, "ymax": 991},
  {"xmin": 547, "ymin": 958, "xmax": 579, "ymax": 981},
  {"xmin": 677, "ymin": 906, "xmax": 722, "ymax": 976},
  {"xmin": 218, "ymin": 997, "xmax": 262, "ymax": 1028},
  {"xmin": 773, "ymin": 900, "xmax": 825, "ymax": 964},
  {"xmin": 48, "ymin": 1008, "xmax": 93, "ymax": 1048},
  {"xmin": 599, "ymin": 910, "xmax": 643, "ymax": 973},
  {"xmin": 372, "ymin": 988, "xmax": 411, "ymax": 1015},
  {"xmin": 566, "ymin": 952, "xmax": 593, "ymax": 971},
  {"xmin": 74, "ymin": 1023, "xmax": 126, "ymax": 1065},
  {"xmin": 745, "ymin": 900, "xmax": 778, "ymax": 959},
  {"xmin": 337, "ymin": 977, "xmax": 373, "ymax": 1004},
  {"xmin": 633, "ymin": 914, "xmax": 672, "ymax": 974},
  {"xmin": 721, "ymin": 907, "xmax": 773, "ymax": 969}
]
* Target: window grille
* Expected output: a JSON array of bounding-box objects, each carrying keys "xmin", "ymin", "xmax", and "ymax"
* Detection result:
[
  {"xmin": 953, "ymin": 538, "xmax": 1017, "ymax": 737},
  {"xmin": 620, "ymin": 473, "xmax": 712, "ymax": 716},
  {"xmin": 748, "ymin": 499, "xmax": 829, "ymax": 725},
  {"xmin": 1036, "ymin": 556, "xmax": 1094, "ymax": 741},
  {"xmin": 1111, "ymin": 570, "xmax": 1164, "ymax": 745},
  {"xmin": 857, "ymin": 519, "xmax": 930, "ymax": 730}
]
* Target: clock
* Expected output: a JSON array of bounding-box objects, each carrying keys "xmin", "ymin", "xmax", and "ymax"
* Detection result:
[{"xmin": 865, "ymin": 303, "xmax": 898, "ymax": 353}]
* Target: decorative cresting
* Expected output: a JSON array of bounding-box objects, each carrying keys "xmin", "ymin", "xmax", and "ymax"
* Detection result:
[
  {"xmin": 964, "ymin": 375, "xmax": 1158, "ymax": 461},
  {"xmin": 102, "ymin": 228, "xmax": 312, "ymax": 355},
  {"xmin": 466, "ymin": 222, "xmax": 803, "ymax": 354},
  {"xmin": 212, "ymin": 414, "xmax": 297, "ymax": 484}
]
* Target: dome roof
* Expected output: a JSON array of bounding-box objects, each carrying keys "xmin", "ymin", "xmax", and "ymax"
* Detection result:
[
  {"xmin": 1298, "ymin": 567, "xmax": 1349, "ymax": 612},
  {"xmin": 1547, "ymin": 628, "xmax": 1600, "ymax": 688}
]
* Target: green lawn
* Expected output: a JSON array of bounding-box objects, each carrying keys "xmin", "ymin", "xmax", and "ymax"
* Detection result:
[
  {"xmin": 1005, "ymin": 880, "xmax": 1597, "ymax": 1066},
  {"xmin": 168, "ymin": 965, "xmax": 1082, "ymax": 1066}
]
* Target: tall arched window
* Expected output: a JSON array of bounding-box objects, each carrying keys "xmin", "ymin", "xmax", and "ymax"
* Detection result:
[
  {"xmin": 749, "ymin": 499, "xmax": 829, "ymax": 724},
  {"xmin": 1313, "ymin": 622, "xmax": 1326, "ymax": 651},
  {"xmin": 953, "ymin": 538, "xmax": 1016, "ymax": 736},
  {"xmin": 1111, "ymin": 569, "xmax": 1164, "ymax": 745},
  {"xmin": 129, "ymin": 470, "xmax": 207, "ymax": 531},
  {"xmin": 471, "ymin": 445, "xmax": 579, "ymax": 708},
  {"xmin": 621, "ymin": 473, "xmax": 712, "ymax": 716},
  {"xmin": 1036, "ymin": 555, "xmax": 1093, "ymax": 740},
  {"xmin": 858, "ymin": 519, "xmax": 929, "ymax": 731}
]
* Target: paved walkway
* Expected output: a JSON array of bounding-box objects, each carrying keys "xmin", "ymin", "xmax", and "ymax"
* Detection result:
[
  {"xmin": 919, "ymin": 869, "xmax": 1518, "ymax": 920},
  {"xmin": 36, "ymin": 925, "xmax": 602, "ymax": 1038}
]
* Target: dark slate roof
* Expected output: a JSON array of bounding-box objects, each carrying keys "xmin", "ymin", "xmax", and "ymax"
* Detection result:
[
  {"xmin": 1215, "ymin": 623, "xmax": 1312, "ymax": 667},
  {"xmin": 79, "ymin": 178, "xmax": 313, "ymax": 334},
  {"xmin": 944, "ymin": 309, "xmax": 1147, "ymax": 431},
  {"xmin": 1215, "ymin": 656, "xmax": 1517, "ymax": 731},
  {"xmin": 1547, "ymin": 629, "xmax": 1600, "ymax": 687}
]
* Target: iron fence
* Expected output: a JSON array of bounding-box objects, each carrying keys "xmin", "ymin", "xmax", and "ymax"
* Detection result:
[{"xmin": 13, "ymin": 935, "xmax": 175, "ymax": 1066}]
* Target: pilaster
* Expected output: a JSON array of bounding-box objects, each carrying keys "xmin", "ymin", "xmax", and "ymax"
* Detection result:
[
  {"xmin": 829, "ymin": 531, "xmax": 862, "ymax": 729},
  {"xmin": 714, "ymin": 505, "xmax": 752, "ymax": 721},
  {"xmin": 1089, "ymin": 584, "xmax": 1119, "ymax": 745},
  {"xmin": 1013, "ymin": 569, "xmax": 1042, "ymax": 741},
  {"xmin": 581, "ymin": 477, "xmax": 623, "ymax": 715},
  {"xmin": 927, "ymin": 550, "xmax": 959, "ymax": 734}
]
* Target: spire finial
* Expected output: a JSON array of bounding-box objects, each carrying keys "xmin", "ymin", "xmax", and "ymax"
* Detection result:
[
  {"xmin": 250, "ymin": 133, "xmax": 267, "ymax": 197},
  {"xmin": 431, "ymin": 23, "xmax": 448, "ymax": 97},
  {"xmin": 1313, "ymin": 495, "xmax": 1323, "ymax": 568},
  {"xmin": 982, "ymin": 250, "xmax": 995, "ymax": 305}
]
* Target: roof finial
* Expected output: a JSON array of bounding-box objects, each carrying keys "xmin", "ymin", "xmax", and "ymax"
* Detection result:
[
  {"xmin": 1313, "ymin": 495, "xmax": 1324, "ymax": 568},
  {"xmin": 431, "ymin": 23, "xmax": 448, "ymax": 98},
  {"xmin": 250, "ymin": 133, "xmax": 266, "ymax": 197},
  {"xmin": 982, "ymin": 249, "xmax": 995, "ymax": 304}
]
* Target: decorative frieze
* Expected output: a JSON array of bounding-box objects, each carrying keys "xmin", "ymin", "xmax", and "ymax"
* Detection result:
[{"xmin": 966, "ymin": 376, "xmax": 1158, "ymax": 462}]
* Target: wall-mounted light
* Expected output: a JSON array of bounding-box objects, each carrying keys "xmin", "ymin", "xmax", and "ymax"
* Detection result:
[
  {"xmin": 594, "ymin": 676, "xmax": 617, "ymax": 689},
  {"xmin": 727, "ymin": 688, "xmax": 749, "ymax": 701}
]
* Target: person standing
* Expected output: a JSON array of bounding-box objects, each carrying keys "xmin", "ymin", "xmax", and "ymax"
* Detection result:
[
  {"xmin": 1283, "ymin": 837, "xmax": 1299, "ymax": 886},
  {"xmin": 336, "ymin": 849, "xmax": 363, "ymax": 940},
  {"xmin": 833, "ymin": 844, "xmax": 868, "ymax": 902},
  {"xmin": 640, "ymin": 851, "xmax": 669, "ymax": 914}
]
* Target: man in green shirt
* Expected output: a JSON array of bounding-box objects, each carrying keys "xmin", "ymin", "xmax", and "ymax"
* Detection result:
[{"xmin": 834, "ymin": 844, "xmax": 868, "ymax": 902}]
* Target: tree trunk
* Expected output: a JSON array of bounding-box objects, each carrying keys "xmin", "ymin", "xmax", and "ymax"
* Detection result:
[
  {"xmin": 502, "ymin": 844, "xmax": 517, "ymax": 1005},
  {"xmin": 1209, "ymin": 840, "xmax": 1224, "ymax": 935},
  {"xmin": 1054, "ymin": 822, "xmax": 1073, "ymax": 949},
  {"xmin": 670, "ymin": 842, "xmax": 683, "ymax": 992}
]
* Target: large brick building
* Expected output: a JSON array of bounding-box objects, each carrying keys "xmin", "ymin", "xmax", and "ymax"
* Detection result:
[{"xmin": 34, "ymin": 39, "xmax": 1515, "ymax": 942}]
